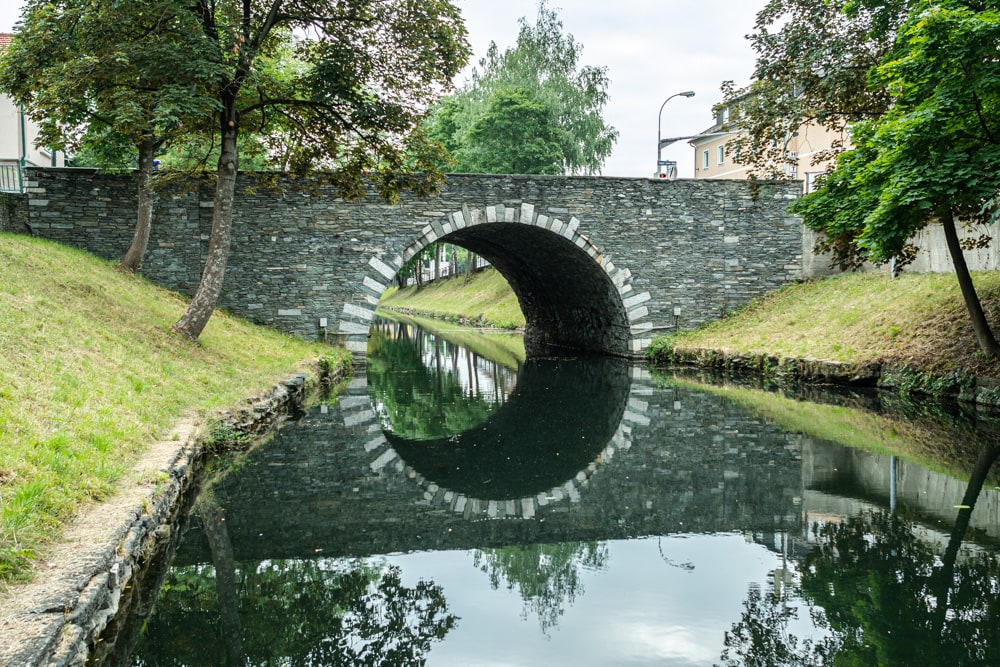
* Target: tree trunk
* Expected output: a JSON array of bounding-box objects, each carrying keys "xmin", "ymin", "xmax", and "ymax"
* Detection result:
[
  {"xmin": 172, "ymin": 108, "xmax": 239, "ymax": 340},
  {"xmin": 121, "ymin": 136, "xmax": 156, "ymax": 273},
  {"xmin": 465, "ymin": 251, "xmax": 475, "ymax": 282},
  {"xmin": 434, "ymin": 243, "xmax": 441, "ymax": 281},
  {"xmin": 200, "ymin": 496, "xmax": 244, "ymax": 667},
  {"xmin": 933, "ymin": 444, "xmax": 1000, "ymax": 634},
  {"xmin": 941, "ymin": 208, "xmax": 1000, "ymax": 358}
]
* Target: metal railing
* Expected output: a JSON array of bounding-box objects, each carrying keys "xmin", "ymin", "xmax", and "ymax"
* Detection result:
[{"xmin": 0, "ymin": 161, "xmax": 23, "ymax": 193}]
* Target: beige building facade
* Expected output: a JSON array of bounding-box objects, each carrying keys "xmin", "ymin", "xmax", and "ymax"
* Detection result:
[{"xmin": 690, "ymin": 101, "xmax": 845, "ymax": 192}]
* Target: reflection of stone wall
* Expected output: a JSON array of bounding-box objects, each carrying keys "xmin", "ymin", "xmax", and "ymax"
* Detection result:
[
  {"xmin": 802, "ymin": 440, "xmax": 1000, "ymax": 541},
  {"xmin": 176, "ymin": 370, "xmax": 805, "ymax": 564}
]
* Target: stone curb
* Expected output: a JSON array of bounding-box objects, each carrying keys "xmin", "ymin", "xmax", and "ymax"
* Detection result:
[
  {"xmin": 0, "ymin": 370, "xmax": 324, "ymax": 667},
  {"xmin": 663, "ymin": 347, "xmax": 1000, "ymax": 408}
]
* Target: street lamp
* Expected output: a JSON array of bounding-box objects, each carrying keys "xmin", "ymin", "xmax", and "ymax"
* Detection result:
[{"xmin": 656, "ymin": 91, "xmax": 695, "ymax": 177}]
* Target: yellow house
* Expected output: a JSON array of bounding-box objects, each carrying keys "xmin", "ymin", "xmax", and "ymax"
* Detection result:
[{"xmin": 689, "ymin": 99, "xmax": 845, "ymax": 192}]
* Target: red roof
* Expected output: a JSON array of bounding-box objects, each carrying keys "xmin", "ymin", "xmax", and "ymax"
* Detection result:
[{"xmin": 0, "ymin": 34, "xmax": 11, "ymax": 50}]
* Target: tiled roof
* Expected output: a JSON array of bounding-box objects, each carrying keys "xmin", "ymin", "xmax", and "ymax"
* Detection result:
[{"xmin": 0, "ymin": 34, "xmax": 11, "ymax": 50}]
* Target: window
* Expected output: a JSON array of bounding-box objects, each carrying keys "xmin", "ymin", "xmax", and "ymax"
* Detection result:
[
  {"xmin": 717, "ymin": 144, "xmax": 725, "ymax": 165},
  {"xmin": 702, "ymin": 150, "xmax": 710, "ymax": 170}
]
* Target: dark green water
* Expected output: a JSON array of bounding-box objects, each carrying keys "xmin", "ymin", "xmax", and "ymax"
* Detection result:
[{"xmin": 118, "ymin": 318, "xmax": 1000, "ymax": 666}]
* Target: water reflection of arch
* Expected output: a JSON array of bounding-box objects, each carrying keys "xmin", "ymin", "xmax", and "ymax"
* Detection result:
[{"xmin": 347, "ymin": 356, "xmax": 654, "ymax": 519}]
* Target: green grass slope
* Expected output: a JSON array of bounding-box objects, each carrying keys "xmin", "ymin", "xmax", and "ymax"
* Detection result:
[
  {"xmin": 0, "ymin": 234, "xmax": 347, "ymax": 580},
  {"xmin": 379, "ymin": 268, "xmax": 525, "ymax": 329},
  {"xmin": 650, "ymin": 272, "xmax": 1000, "ymax": 378}
]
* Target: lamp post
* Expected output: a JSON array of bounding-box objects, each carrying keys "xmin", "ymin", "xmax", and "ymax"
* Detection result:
[{"xmin": 656, "ymin": 90, "xmax": 695, "ymax": 177}]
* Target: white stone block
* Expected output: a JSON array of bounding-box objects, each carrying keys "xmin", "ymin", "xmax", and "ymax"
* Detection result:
[{"xmin": 368, "ymin": 256, "xmax": 396, "ymax": 280}]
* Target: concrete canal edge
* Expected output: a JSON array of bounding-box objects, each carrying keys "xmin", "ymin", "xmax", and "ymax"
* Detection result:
[
  {"xmin": 663, "ymin": 347, "xmax": 1000, "ymax": 407},
  {"xmin": 0, "ymin": 366, "xmax": 341, "ymax": 667}
]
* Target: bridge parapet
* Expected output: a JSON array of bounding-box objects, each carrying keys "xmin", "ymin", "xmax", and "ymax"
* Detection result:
[{"xmin": 21, "ymin": 168, "xmax": 804, "ymax": 358}]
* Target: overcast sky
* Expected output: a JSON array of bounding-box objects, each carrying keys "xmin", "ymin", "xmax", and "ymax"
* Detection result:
[{"xmin": 0, "ymin": 0, "xmax": 767, "ymax": 178}]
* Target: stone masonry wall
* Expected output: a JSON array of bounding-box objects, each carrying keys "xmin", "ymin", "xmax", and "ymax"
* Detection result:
[{"xmin": 22, "ymin": 168, "xmax": 805, "ymax": 355}]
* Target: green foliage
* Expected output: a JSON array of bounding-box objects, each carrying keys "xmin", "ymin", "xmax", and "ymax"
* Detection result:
[
  {"xmin": 459, "ymin": 88, "xmax": 565, "ymax": 174},
  {"xmin": 0, "ymin": 0, "xmax": 222, "ymax": 164},
  {"xmin": 426, "ymin": 0, "xmax": 617, "ymax": 175},
  {"xmin": 317, "ymin": 350, "xmax": 352, "ymax": 385},
  {"xmin": 795, "ymin": 2, "xmax": 1000, "ymax": 265},
  {"xmin": 721, "ymin": 0, "xmax": 912, "ymax": 179},
  {"xmin": 201, "ymin": 420, "xmax": 251, "ymax": 456},
  {"xmin": 645, "ymin": 334, "xmax": 681, "ymax": 364},
  {"xmin": 198, "ymin": 0, "xmax": 471, "ymax": 195}
]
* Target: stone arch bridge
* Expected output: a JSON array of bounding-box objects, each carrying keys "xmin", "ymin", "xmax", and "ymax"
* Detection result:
[{"xmin": 19, "ymin": 168, "xmax": 805, "ymax": 358}]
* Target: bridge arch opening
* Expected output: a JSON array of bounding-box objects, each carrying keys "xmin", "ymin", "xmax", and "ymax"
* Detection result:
[{"xmin": 339, "ymin": 202, "xmax": 652, "ymax": 359}]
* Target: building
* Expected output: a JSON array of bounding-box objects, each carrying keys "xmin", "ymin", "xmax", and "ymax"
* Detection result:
[
  {"xmin": 689, "ymin": 98, "xmax": 846, "ymax": 192},
  {"xmin": 0, "ymin": 33, "xmax": 65, "ymax": 192}
]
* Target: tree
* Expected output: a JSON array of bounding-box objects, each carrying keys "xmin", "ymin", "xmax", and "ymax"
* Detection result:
[
  {"xmin": 720, "ymin": 0, "xmax": 913, "ymax": 180},
  {"xmin": 167, "ymin": 0, "xmax": 469, "ymax": 340},
  {"xmin": 426, "ymin": 0, "xmax": 617, "ymax": 175},
  {"xmin": 1, "ymin": 0, "xmax": 222, "ymax": 272},
  {"xmin": 458, "ymin": 88, "xmax": 565, "ymax": 175},
  {"xmin": 793, "ymin": 1, "xmax": 1000, "ymax": 357}
]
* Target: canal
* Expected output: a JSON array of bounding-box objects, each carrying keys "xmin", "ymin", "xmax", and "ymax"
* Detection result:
[{"xmin": 111, "ymin": 316, "xmax": 1000, "ymax": 666}]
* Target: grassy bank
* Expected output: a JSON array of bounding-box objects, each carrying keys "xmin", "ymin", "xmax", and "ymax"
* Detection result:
[
  {"xmin": 375, "ymin": 310, "xmax": 526, "ymax": 369},
  {"xmin": 0, "ymin": 234, "xmax": 349, "ymax": 581},
  {"xmin": 379, "ymin": 268, "xmax": 524, "ymax": 329},
  {"xmin": 650, "ymin": 271, "xmax": 1000, "ymax": 379}
]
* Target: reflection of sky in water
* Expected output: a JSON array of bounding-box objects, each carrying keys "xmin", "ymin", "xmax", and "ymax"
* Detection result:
[{"xmin": 386, "ymin": 534, "xmax": 825, "ymax": 666}]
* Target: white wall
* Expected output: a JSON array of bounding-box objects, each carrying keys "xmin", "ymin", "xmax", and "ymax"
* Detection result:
[
  {"xmin": 0, "ymin": 93, "xmax": 64, "ymax": 167},
  {"xmin": 803, "ymin": 221, "xmax": 1000, "ymax": 278}
]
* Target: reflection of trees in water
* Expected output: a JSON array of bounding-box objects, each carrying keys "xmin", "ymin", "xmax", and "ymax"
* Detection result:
[
  {"xmin": 134, "ymin": 497, "xmax": 457, "ymax": 667},
  {"xmin": 472, "ymin": 541, "xmax": 609, "ymax": 634},
  {"xmin": 367, "ymin": 320, "xmax": 517, "ymax": 440},
  {"xmin": 719, "ymin": 583, "xmax": 835, "ymax": 667},
  {"xmin": 721, "ymin": 445, "xmax": 1000, "ymax": 667},
  {"xmin": 136, "ymin": 558, "xmax": 456, "ymax": 667}
]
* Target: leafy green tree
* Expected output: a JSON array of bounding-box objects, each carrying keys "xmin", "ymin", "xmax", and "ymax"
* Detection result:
[
  {"xmin": 458, "ymin": 88, "xmax": 565, "ymax": 175},
  {"xmin": 1, "ymin": 0, "xmax": 222, "ymax": 272},
  {"xmin": 426, "ymin": 0, "xmax": 616, "ymax": 175},
  {"xmin": 720, "ymin": 0, "xmax": 912, "ymax": 180},
  {"xmin": 167, "ymin": 0, "xmax": 469, "ymax": 340},
  {"xmin": 793, "ymin": 1, "xmax": 1000, "ymax": 357}
]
